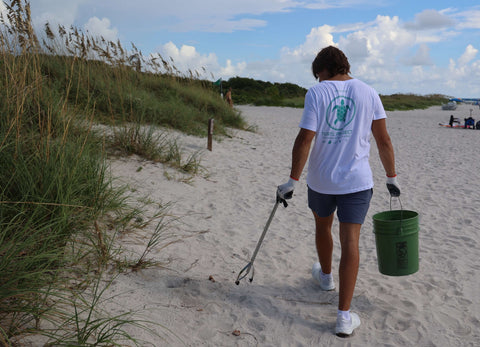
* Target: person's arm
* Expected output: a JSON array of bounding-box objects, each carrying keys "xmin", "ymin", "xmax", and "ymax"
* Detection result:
[
  {"xmin": 371, "ymin": 118, "xmax": 395, "ymax": 176},
  {"xmin": 371, "ymin": 118, "xmax": 400, "ymax": 196},
  {"xmin": 277, "ymin": 128, "xmax": 315, "ymax": 200},
  {"xmin": 290, "ymin": 128, "xmax": 316, "ymax": 180}
]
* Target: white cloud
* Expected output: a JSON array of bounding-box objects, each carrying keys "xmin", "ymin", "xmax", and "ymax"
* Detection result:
[
  {"xmin": 200, "ymin": 14, "xmax": 421, "ymax": 90},
  {"xmin": 156, "ymin": 0, "xmax": 299, "ymax": 16},
  {"xmin": 175, "ymin": 18, "xmax": 267, "ymax": 33},
  {"xmin": 96, "ymin": 0, "xmax": 302, "ymax": 33},
  {"xmin": 84, "ymin": 17, "xmax": 118, "ymax": 41},
  {"xmin": 404, "ymin": 9, "xmax": 455, "ymax": 30},
  {"xmin": 176, "ymin": 11, "xmax": 479, "ymax": 95},
  {"xmin": 258, "ymin": 13, "xmax": 480, "ymax": 95},
  {"xmin": 153, "ymin": 41, "xmax": 250, "ymax": 80},
  {"xmin": 455, "ymin": 10, "xmax": 480, "ymax": 30},
  {"xmin": 31, "ymin": 0, "xmax": 89, "ymax": 28},
  {"xmin": 220, "ymin": 59, "xmax": 247, "ymax": 76},
  {"xmin": 403, "ymin": 44, "xmax": 433, "ymax": 66},
  {"xmin": 28, "ymin": 0, "xmax": 294, "ymax": 34},
  {"xmin": 458, "ymin": 44, "xmax": 478, "ymax": 66},
  {"xmin": 340, "ymin": 33, "xmax": 370, "ymax": 61},
  {"xmin": 339, "ymin": 15, "xmax": 415, "ymax": 69},
  {"xmin": 303, "ymin": 0, "xmax": 386, "ymax": 10},
  {"xmin": 281, "ymin": 25, "xmax": 335, "ymax": 59},
  {"xmin": 29, "ymin": 0, "xmax": 383, "ymax": 33},
  {"xmin": 156, "ymin": 42, "xmax": 225, "ymax": 78},
  {"xmin": 446, "ymin": 45, "xmax": 480, "ymax": 91}
]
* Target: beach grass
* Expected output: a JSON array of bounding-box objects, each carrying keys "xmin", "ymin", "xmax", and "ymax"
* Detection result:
[{"xmin": 0, "ymin": 0, "xmax": 240, "ymax": 344}]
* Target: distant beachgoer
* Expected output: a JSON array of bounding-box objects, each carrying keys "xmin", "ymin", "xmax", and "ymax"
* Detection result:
[
  {"xmin": 449, "ymin": 115, "xmax": 454, "ymax": 127},
  {"xmin": 465, "ymin": 117, "xmax": 475, "ymax": 129},
  {"xmin": 277, "ymin": 46, "xmax": 399, "ymax": 338},
  {"xmin": 225, "ymin": 87, "xmax": 233, "ymax": 108}
]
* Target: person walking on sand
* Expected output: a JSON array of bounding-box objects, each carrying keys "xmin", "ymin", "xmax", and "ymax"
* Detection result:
[
  {"xmin": 277, "ymin": 46, "xmax": 400, "ymax": 337},
  {"xmin": 225, "ymin": 87, "xmax": 233, "ymax": 108}
]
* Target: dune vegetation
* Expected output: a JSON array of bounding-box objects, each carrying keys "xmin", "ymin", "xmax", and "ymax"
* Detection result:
[
  {"xmin": 219, "ymin": 79, "xmax": 449, "ymax": 111},
  {"xmin": 0, "ymin": 0, "xmax": 244, "ymax": 345},
  {"xmin": 379, "ymin": 93, "xmax": 449, "ymax": 111}
]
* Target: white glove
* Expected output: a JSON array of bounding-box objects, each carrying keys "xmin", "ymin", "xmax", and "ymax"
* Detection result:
[
  {"xmin": 277, "ymin": 177, "xmax": 297, "ymax": 200},
  {"xmin": 386, "ymin": 175, "xmax": 400, "ymax": 197}
]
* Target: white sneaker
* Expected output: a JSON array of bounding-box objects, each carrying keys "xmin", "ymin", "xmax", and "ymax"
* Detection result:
[
  {"xmin": 335, "ymin": 312, "xmax": 361, "ymax": 337},
  {"xmin": 311, "ymin": 262, "xmax": 335, "ymax": 291}
]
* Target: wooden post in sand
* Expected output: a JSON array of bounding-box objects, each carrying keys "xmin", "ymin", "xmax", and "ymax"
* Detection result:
[{"xmin": 207, "ymin": 118, "xmax": 214, "ymax": 151}]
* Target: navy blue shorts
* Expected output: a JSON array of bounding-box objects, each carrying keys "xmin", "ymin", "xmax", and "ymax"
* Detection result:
[{"xmin": 308, "ymin": 187, "xmax": 373, "ymax": 224}]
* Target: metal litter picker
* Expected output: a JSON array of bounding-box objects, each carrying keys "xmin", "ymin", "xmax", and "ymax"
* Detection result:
[{"xmin": 235, "ymin": 194, "xmax": 289, "ymax": 285}]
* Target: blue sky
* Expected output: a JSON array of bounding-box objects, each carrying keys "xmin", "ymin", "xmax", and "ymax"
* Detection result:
[{"xmin": 19, "ymin": 1, "xmax": 480, "ymax": 96}]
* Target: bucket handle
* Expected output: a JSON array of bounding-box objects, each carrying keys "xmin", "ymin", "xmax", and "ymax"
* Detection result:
[
  {"xmin": 390, "ymin": 196, "xmax": 404, "ymax": 234},
  {"xmin": 389, "ymin": 195, "xmax": 403, "ymax": 211}
]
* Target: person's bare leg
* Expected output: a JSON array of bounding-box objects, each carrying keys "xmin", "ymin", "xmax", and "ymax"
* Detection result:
[
  {"xmin": 338, "ymin": 222, "xmax": 361, "ymax": 311},
  {"xmin": 313, "ymin": 211, "xmax": 334, "ymax": 274}
]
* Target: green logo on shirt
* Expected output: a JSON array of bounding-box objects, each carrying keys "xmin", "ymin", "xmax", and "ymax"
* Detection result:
[{"xmin": 326, "ymin": 96, "xmax": 356, "ymax": 131}]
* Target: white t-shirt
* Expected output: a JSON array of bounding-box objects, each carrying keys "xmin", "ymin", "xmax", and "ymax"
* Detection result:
[{"xmin": 299, "ymin": 78, "xmax": 386, "ymax": 194}]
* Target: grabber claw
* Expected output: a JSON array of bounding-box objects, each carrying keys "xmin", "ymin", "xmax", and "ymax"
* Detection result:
[
  {"xmin": 235, "ymin": 196, "xmax": 285, "ymax": 285},
  {"xmin": 235, "ymin": 262, "xmax": 253, "ymax": 285}
]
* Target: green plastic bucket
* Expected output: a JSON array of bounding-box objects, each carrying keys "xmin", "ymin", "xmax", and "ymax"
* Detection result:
[{"xmin": 372, "ymin": 210, "xmax": 419, "ymax": 276}]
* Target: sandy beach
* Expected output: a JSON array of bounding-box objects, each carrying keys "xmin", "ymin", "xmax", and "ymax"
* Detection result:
[{"xmin": 106, "ymin": 103, "xmax": 480, "ymax": 346}]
